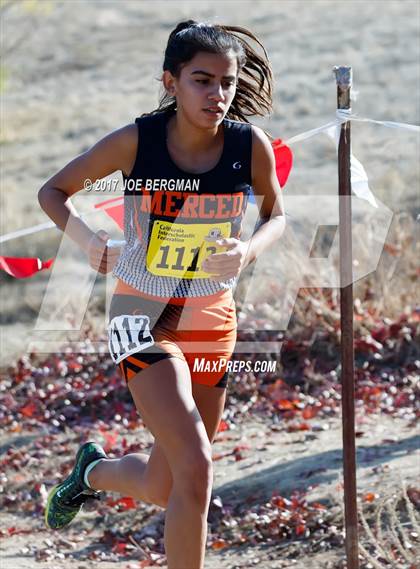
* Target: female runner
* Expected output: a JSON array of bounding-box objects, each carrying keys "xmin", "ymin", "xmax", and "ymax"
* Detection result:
[{"xmin": 40, "ymin": 20, "xmax": 285, "ymax": 569}]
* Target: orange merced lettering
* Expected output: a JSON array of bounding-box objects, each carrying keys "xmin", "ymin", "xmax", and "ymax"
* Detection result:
[
  {"xmin": 150, "ymin": 192, "xmax": 164, "ymax": 215},
  {"xmin": 215, "ymin": 195, "xmax": 231, "ymax": 218},
  {"xmin": 231, "ymin": 193, "xmax": 244, "ymax": 216},
  {"xmin": 182, "ymin": 195, "xmax": 199, "ymax": 218},
  {"xmin": 198, "ymin": 195, "xmax": 216, "ymax": 219},
  {"xmin": 164, "ymin": 192, "xmax": 181, "ymax": 216}
]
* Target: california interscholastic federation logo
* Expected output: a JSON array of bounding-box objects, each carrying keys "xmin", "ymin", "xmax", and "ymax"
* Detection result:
[{"xmin": 204, "ymin": 227, "xmax": 223, "ymax": 241}]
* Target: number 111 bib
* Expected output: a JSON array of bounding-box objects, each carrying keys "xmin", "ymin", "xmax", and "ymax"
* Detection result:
[{"xmin": 146, "ymin": 220, "xmax": 231, "ymax": 279}]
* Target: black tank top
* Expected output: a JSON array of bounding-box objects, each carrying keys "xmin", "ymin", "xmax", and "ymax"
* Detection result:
[{"xmin": 112, "ymin": 108, "xmax": 253, "ymax": 298}]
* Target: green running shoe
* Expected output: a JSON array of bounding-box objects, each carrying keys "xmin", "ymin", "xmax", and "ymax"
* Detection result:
[{"xmin": 45, "ymin": 441, "xmax": 107, "ymax": 530}]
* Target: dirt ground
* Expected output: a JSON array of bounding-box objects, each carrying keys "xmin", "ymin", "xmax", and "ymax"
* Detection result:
[{"xmin": 0, "ymin": 411, "xmax": 418, "ymax": 568}]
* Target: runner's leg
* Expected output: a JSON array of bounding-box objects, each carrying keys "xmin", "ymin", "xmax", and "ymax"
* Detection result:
[
  {"xmin": 137, "ymin": 381, "xmax": 226, "ymax": 506},
  {"xmin": 133, "ymin": 381, "xmax": 226, "ymax": 506},
  {"xmin": 88, "ymin": 376, "xmax": 227, "ymax": 508},
  {"xmin": 125, "ymin": 357, "xmax": 213, "ymax": 569},
  {"xmin": 92, "ymin": 290, "xmax": 232, "ymax": 510}
]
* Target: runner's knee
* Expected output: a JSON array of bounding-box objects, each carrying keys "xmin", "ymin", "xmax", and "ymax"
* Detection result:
[{"xmin": 172, "ymin": 447, "xmax": 213, "ymax": 502}]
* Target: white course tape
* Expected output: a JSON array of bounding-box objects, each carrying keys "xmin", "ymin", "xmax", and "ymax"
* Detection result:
[
  {"xmin": 0, "ymin": 220, "xmax": 58, "ymax": 244},
  {"xmin": 283, "ymin": 111, "xmax": 419, "ymax": 148},
  {"xmin": 336, "ymin": 109, "xmax": 420, "ymax": 132},
  {"xmin": 0, "ymin": 197, "xmax": 125, "ymax": 244},
  {"xmin": 330, "ymin": 110, "xmax": 419, "ymax": 207},
  {"xmin": 283, "ymin": 120, "xmax": 340, "ymax": 146},
  {"xmin": 284, "ymin": 110, "xmax": 419, "ymax": 208}
]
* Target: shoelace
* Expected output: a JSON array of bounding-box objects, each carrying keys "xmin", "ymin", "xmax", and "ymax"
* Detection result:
[{"xmin": 64, "ymin": 491, "xmax": 101, "ymax": 508}]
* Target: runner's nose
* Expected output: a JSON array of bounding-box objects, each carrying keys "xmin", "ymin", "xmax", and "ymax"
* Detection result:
[{"xmin": 208, "ymin": 83, "xmax": 225, "ymax": 103}]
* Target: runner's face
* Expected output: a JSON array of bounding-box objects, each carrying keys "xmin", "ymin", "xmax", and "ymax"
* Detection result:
[{"xmin": 167, "ymin": 51, "xmax": 238, "ymax": 127}]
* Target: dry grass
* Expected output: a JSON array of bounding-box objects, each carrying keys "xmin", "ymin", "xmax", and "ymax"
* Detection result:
[
  {"xmin": 236, "ymin": 211, "xmax": 418, "ymax": 328},
  {"xmin": 358, "ymin": 476, "xmax": 420, "ymax": 568}
]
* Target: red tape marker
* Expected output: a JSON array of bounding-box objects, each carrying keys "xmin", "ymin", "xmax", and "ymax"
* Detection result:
[{"xmin": 0, "ymin": 256, "xmax": 54, "ymax": 278}]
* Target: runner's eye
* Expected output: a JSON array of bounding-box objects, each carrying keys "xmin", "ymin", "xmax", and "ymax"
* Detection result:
[{"xmin": 195, "ymin": 80, "xmax": 235, "ymax": 88}]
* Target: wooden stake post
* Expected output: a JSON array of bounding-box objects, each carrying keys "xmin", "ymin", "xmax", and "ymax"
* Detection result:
[{"xmin": 333, "ymin": 66, "xmax": 360, "ymax": 568}]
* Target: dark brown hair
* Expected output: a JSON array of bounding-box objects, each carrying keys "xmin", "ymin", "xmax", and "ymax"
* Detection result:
[{"xmin": 142, "ymin": 20, "xmax": 274, "ymax": 127}]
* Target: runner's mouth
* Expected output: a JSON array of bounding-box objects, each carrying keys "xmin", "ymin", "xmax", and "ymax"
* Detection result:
[{"xmin": 203, "ymin": 108, "xmax": 223, "ymax": 116}]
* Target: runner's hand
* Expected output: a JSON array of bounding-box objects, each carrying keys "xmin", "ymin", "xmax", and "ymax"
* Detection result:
[
  {"xmin": 86, "ymin": 229, "xmax": 122, "ymax": 274},
  {"xmin": 202, "ymin": 238, "xmax": 248, "ymax": 281}
]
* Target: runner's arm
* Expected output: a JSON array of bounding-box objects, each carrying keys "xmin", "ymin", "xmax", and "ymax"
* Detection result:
[
  {"xmin": 242, "ymin": 125, "xmax": 286, "ymax": 269},
  {"xmin": 38, "ymin": 124, "xmax": 138, "ymax": 252}
]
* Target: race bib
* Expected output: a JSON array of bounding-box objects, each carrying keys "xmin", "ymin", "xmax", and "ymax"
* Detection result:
[
  {"xmin": 146, "ymin": 220, "xmax": 231, "ymax": 278},
  {"xmin": 108, "ymin": 314, "xmax": 154, "ymax": 364}
]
